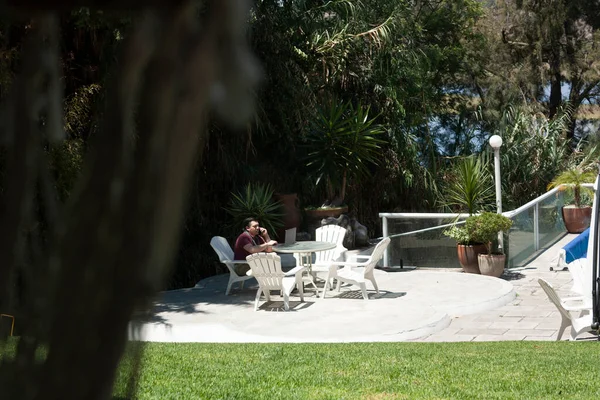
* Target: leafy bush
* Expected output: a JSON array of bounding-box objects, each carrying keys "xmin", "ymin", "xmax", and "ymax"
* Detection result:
[
  {"xmin": 465, "ymin": 212, "xmax": 513, "ymax": 254},
  {"xmin": 443, "ymin": 224, "xmax": 477, "ymax": 245}
]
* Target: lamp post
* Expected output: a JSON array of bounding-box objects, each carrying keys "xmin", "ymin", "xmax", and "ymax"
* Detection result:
[{"xmin": 489, "ymin": 135, "xmax": 503, "ymax": 252}]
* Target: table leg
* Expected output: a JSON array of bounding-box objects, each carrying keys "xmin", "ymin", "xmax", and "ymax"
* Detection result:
[{"xmin": 300, "ymin": 252, "xmax": 319, "ymax": 295}]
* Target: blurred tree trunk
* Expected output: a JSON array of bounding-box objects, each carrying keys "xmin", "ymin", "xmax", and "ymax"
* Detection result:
[{"xmin": 0, "ymin": 1, "xmax": 258, "ymax": 399}]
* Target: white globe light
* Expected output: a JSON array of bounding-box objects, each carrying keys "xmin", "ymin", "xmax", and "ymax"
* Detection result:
[{"xmin": 489, "ymin": 135, "xmax": 503, "ymax": 149}]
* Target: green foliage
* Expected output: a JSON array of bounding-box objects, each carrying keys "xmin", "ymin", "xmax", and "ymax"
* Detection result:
[
  {"xmin": 466, "ymin": 212, "xmax": 513, "ymax": 254},
  {"xmin": 442, "ymin": 155, "xmax": 494, "ymax": 215},
  {"xmin": 64, "ymin": 83, "xmax": 101, "ymax": 136},
  {"xmin": 303, "ymin": 100, "xmax": 386, "ymax": 205},
  {"xmin": 547, "ymin": 167, "xmax": 597, "ymax": 208},
  {"xmin": 112, "ymin": 341, "xmax": 600, "ymax": 399},
  {"xmin": 224, "ymin": 183, "xmax": 284, "ymax": 238},
  {"xmin": 491, "ymin": 105, "xmax": 571, "ymax": 209},
  {"xmin": 48, "ymin": 139, "xmax": 86, "ymax": 202},
  {"xmin": 443, "ymin": 224, "xmax": 475, "ymax": 245}
]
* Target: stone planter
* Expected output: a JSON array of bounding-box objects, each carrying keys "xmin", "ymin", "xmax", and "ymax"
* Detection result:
[
  {"xmin": 477, "ymin": 253, "xmax": 506, "ymax": 278},
  {"xmin": 304, "ymin": 205, "xmax": 349, "ymax": 219},
  {"xmin": 304, "ymin": 206, "xmax": 349, "ymax": 240}
]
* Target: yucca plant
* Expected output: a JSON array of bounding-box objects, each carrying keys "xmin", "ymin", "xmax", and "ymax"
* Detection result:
[
  {"xmin": 303, "ymin": 99, "xmax": 386, "ymax": 206},
  {"xmin": 442, "ymin": 155, "xmax": 494, "ymax": 215},
  {"xmin": 224, "ymin": 183, "xmax": 285, "ymax": 237}
]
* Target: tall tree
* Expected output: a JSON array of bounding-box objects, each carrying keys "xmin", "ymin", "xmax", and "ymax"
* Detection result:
[
  {"xmin": 476, "ymin": 0, "xmax": 600, "ymax": 141},
  {"xmin": 0, "ymin": 1, "xmax": 259, "ymax": 399}
]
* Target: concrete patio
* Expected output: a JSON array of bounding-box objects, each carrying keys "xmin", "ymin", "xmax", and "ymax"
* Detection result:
[{"xmin": 130, "ymin": 233, "xmax": 598, "ymax": 343}]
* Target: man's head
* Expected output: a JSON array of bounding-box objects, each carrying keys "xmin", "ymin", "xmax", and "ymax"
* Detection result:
[{"xmin": 243, "ymin": 217, "xmax": 260, "ymax": 236}]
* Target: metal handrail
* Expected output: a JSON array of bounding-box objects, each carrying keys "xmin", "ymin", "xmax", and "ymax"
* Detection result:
[{"xmin": 379, "ymin": 183, "xmax": 590, "ymax": 268}]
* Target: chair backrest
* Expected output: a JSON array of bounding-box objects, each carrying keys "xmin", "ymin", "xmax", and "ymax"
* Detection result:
[
  {"xmin": 315, "ymin": 225, "xmax": 347, "ymax": 263},
  {"xmin": 210, "ymin": 236, "xmax": 234, "ymax": 262},
  {"xmin": 246, "ymin": 253, "xmax": 284, "ymax": 290},
  {"xmin": 538, "ymin": 278, "xmax": 571, "ymax": 321},
  {"xmin": 362, "ymin": 237, "xmax": 391, "ymax": 275}
]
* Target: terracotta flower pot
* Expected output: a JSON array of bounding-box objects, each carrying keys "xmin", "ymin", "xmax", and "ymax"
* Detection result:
[
  {"xmin": 457, "ymin": 244, "xmax": 487, "ymax": 274},
  {"xmin": 275, "ymin": 193, "xmax": 301, "ymax": 239},
  {"xmin": 561, "ymin": 205, "xmax": 592, "ymax": 233}
]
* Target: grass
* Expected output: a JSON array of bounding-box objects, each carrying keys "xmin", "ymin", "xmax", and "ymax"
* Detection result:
[{"xmin": 111, "ymin": 341, "xmax": 599, "ymax": 399}]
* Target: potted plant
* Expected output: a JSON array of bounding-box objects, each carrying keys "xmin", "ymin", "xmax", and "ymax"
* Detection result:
[
  {"xmin": 441, "ymin": 155, "xmax": 494, "ymax": 274},
  {"xmin": 443, "ymin": 225, "xmax": 487, "ymax": 274},
  {"xmin": 547, "ymin": 167, "xmax": 596, "ymax": 233},
  {"xmin": 302, "ymin": 99, "xmax": 386, "ymax": 217},
  {"xmin": 465, "ymin": 212, "xmax": 513, "ymax": 277}
]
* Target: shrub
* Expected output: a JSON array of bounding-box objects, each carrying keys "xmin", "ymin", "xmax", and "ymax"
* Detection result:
[{"xmin": 465, "ymin": 212, "xmax": 513, "ymax": 254}]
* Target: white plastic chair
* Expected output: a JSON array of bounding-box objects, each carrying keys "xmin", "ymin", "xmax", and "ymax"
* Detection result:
[
  {"xmin": 209, "ymin": 236, "xmax": 254, "ymax": 295},
  {"xmin": 537, "ymin": 278, "xmax": 594, "ymax": 341},
  {"xmin": 246, "ymin": 253, "xmax": 305, "ymax": 311},
  {"xmin": 311, "ymin": 225, "xmax": 348, "ymax": 286},
  {"xmin": 323, "ymin": 237, "xmax": 390, "ymax": 300}
]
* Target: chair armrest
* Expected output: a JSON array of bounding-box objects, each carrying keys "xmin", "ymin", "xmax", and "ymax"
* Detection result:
[
  {"xmin": 284, "ymin": 265, "xmax": 306, "ymax": 277},
  {"xmin": 329, "ymin": 261, "xmax": 367, "ymax": 268},
  {"xmin": 223, "ymin": 259, "xmax": 249, "ymax": 264},
  {"xmin": 347, "ymin": 255, "xmax": 370, "ymax": 262},
  {"xmin": 562, "ymin": 298, "xmax": 592, "ymax": 312}
]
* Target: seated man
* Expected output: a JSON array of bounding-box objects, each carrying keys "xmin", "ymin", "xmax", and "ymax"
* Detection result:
[{"xmin": 233, "ymin": 217, "xmax": 278, "ymax": 276}]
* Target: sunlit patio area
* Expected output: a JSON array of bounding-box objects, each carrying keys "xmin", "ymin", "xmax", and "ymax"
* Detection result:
[{"xmin": 131, "ymin": 233, "xmax": 597, "ymax": 343}]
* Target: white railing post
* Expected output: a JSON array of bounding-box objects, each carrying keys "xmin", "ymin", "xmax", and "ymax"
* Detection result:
[
  {"xmin": 534, "ymin": 203, "xmax": 540, "ymax": 251},
  {"xmin": 382, "ymin": 216, "xmax": 389, "ymax": 268}
]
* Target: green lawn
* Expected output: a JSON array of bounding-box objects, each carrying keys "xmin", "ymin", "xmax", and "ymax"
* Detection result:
[{"xmin": 112, "ymin": 341, "xmax": 599, "ymax": 399}]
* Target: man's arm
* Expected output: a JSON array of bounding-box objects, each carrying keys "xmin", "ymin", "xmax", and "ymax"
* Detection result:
[{"xmin": 243, "ymin": 235, "xmax": 277, "ymax": 254}]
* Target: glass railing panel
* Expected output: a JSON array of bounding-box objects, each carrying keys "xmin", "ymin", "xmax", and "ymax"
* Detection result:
[
  {"xmin": 387, "ymin": 216, "xmax": 465, "ymax": 269},
  {"xmin": 538, "ymin": 191, "xmax": 566, "ymax": 249},
  {"xmin": 506, "ymin": 209, "xmax": 535, "ymax": 268}
]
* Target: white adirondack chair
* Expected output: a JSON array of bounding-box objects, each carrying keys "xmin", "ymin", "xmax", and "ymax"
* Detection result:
[
  {"xmin": 311, "ymin": 225, "xmax": 348, "ymax": 285},
  {"xmin": 323, "ymin": 237, "xmax": 390, "ymax": 300},
  {"xmin": 246, "ymin": 253, "xmax": 305, "ymax": 311},
  {"xmin": 537, "ymin": 278, "xmax": 594, "ymax": 341},
  {"xmin": 210, "ymin": 236, "xmax": 254, "ymax": 295}
]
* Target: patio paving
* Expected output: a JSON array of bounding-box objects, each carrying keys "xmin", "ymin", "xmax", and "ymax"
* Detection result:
[{"xmin": 130, "ymin": 233, "xmax": 598, "ymax": 343}]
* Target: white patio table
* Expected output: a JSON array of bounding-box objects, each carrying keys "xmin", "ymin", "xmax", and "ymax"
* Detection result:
[{"xmin": 273, "ymin": 241, "xmax": 336, "ymax": 296}]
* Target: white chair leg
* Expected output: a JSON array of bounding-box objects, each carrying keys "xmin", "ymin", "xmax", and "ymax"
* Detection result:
[
  {"xmin": 360, "ymin": 283, "xmax": 369, "ymax": 300},
  {"xmin": 283, "ymin": 292, "xmax": 290, "ymax": 311},
  {"xmin": 368, "ymin": 277, "xmax": 379, "ymax": 294},
  {"xmin": 226, "ymin": 279, "xmax": 234, "ymax": 296},
  {"xmin": 254, "ymin": 289, "xmax": 262, "ymax": 311},
  {"xmin": 298, "ymin": 281, "xmax": 304, "ymax": 302},
  {"xmin": 240, "ymin": 281, "xmax": 245, "ymax": 290},
  {"xmin": 321, "ymin": 279, "xmax": 330, "ymax": 299},
  {"xmin": 556, "ymin": 318, "xmax": 569, "ymax": 341}
]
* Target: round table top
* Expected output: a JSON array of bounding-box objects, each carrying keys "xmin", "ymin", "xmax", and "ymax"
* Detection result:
[{"xmin": 272, "ymin": 241, "xmax": 336, "ymax": 253}]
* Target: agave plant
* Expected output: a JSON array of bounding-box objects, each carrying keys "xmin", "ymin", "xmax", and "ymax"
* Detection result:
[{"xmin": 224, "ymin": 183, "xmax": 284, "ymax": 237}]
